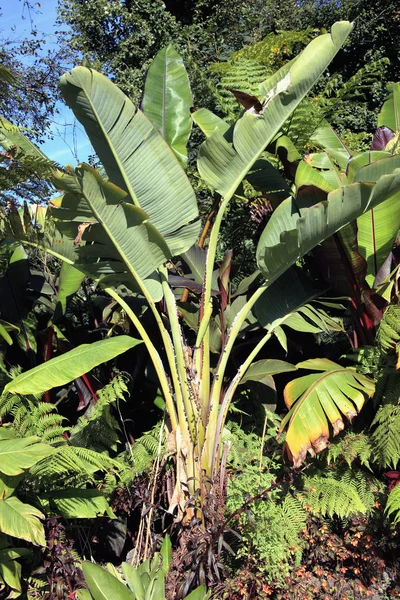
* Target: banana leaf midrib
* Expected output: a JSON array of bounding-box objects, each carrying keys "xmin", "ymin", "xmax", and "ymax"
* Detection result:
[{"xmin": 77, "ymin": 78, "xmax": 140, "ymax": 208}]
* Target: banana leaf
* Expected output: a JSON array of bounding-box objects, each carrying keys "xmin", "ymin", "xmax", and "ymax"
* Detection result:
[
  {"xmin": 280, "ymin": 358, "xmax": 375, "ymax": 466},
  {"xmin": 60, "ymin": 67, "xmax": 199, "ymax": 255},
  {"xmin": 256, "ymin": 171, "xmax": 400, "ymax": 286},
  {"xmin": 191, "ymin": 107, "xmax": 230, "ymax": 138},
  {"xmin": 142, "ymin": 44, "xmax": 192, "ymax": 167},
  {"xmin": 378, "ymin": 82, "xmax": 400, "ymax": 131},
  {"xmin": 3, "ymin": 335, "xmax": 141, "ymax": 396},
  {"xmin": 55, "ymin": 262, "xmax": 86, "ymax": 319},
  {"xmin": 82, "ymin": 562, "xmax": 135, "ymax": 600},
  {"xmin": 355, "ymin": 156, "xmax": 400, "ymax": 285}
]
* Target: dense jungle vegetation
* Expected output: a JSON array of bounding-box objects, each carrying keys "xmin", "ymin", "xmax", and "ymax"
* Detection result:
[{"xmin": 1, "ymin": 1, "xmax": 400, "ymax": 598}]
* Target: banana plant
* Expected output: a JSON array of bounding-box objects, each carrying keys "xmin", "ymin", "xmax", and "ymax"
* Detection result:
[
  {"xmin": 289, "ymin": 82, "xmax": 400, "ymax": 329},
  {"xmin": 3, "ymin": 23, "xmax": 400, "ymax": 516},
  {"xmin": 78, "ymin": 536, "xmax": 209, "ymax": 599}
]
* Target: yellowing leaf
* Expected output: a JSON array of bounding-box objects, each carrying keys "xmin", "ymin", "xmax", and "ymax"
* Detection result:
[{"xmin": 280, "ymin": 359, "xmax": 375, "ymax": 467}]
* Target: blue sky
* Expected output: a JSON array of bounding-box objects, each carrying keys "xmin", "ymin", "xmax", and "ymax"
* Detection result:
[{"xmin": 1, "ymin": 0, "xmax": 91, "ymax": 165}]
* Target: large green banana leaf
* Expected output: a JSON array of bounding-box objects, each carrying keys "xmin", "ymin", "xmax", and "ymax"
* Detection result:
[
  {"xmin": 82, "ymin": 562, "xmax": 135, "ymax": 600},
  {"xmin": 295, "ymin": 160, "xmax": 337, "ymax": 193},
  {"xmin": 254, "ymin": 267, "xmax": 322, "ymax": 327},
  {"xmin": 142, "ymin": 44, "xmax": 192, "ymax": 167},
  {"xmin": 191, "ymin": 108, "xmax": 230, "ymax": 137},
  {"xmin": 74, "ymin": 165, "xmax": 170, "ymax": 282},
  {"xmin": 378, "ymin": 82, "xmax": 400, "ymax": 131},
  {"xmin": 3, "ymin": 335, "xmax": 141, "ymax": 396},
  {"xmin": 303, "ymin": 125, "xmax": 400, "ymax": 289},
  {"xmin": 240, "ymin": 359, "xmax": 297, "ymax": 385},
  {"xmin": 280, "ymin": 358, "xmax": 375, "ymax": 467},
  {"xmin": 4, "ymin": 164, "xmax": 167, "ymax": 300},
  {"xmin": 309, "ymin": 121, "xmax": 351, "ymax": 170},
  {"xmin": 0, "ymin": 437, "xmax": 56, "ymax": 476},
  {"xmin": 59, "ymin": 67, "xmax": 199, "ymax": 255},
  {"xmin": 347, "ymin": 151, "xmax": 391, "ymax": 183},
  {"xmin": 197, "ymin": 22, "xmax": 352, "ymax": 199},
  {"xmin": 252, "ymin": 267, "xmax": 342, "ymax": 352},
  {"xmin": 0, "ymin": 497, "xmax": 45, "ymax": 545},
  {"xmin": 256, "ymin": 171, "xmax": 400, "ymax": 285},
  {"xmin": 192, "ymin": 109, "xmax": 290, "ymax": 205},
  {"xmin": 55, "ymin": 262, "xmax": 86, "ymax": 319},
  {"xmin": 52, "ymin": 166, "xmax": 170, "ymax": 299},
  {"xmin": 355, "ymin": 155, "xmax": 400, "ymax": 286}
]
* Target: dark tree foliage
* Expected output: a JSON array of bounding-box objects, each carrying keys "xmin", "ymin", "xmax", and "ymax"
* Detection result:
[
  {"xmin": 57, "ymin": 0, "xmax": 400, "ymax": 108},
  {"xmin": 56, "ymin": 0, "xmax": 300, "ymax": 104},
  {"xmin": 0, "ymin": 2, "xmax": 72, "ymax": 205},
  {"xmin": 0, "ymin": 1, "xmax": 71, "ymax": 140},
  {"xmin": 298, "ymin": 0, "xmax": 400, "ymax": 79}
]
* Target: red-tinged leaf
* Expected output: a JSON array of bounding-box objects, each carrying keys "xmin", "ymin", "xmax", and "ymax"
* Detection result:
[
  {"xmin": 227, "ymin": 89, "xmax": 263, "ymax": 112},
  {"xmin": 76, "ymin": 374, "xmax": 99, "ymax": 410},
  {"xmin": 384, "ymin": 471, "xmax": 400, "ymax": 479},
  {"xmin": 219, "ymin": 250, "xmax": 233, "ymax": 312},
  {"xmin": 370, "ymin": 126, "xmax": 395, "ymax": 151}
]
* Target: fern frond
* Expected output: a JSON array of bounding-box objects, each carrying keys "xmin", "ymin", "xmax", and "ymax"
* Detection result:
[
  {"xmin": 386, "ymin": 484, "xmax": 400, "ymax": 524},
  {"xmin": 326, "ymin": 432, "xmax": 372, "ymax": 468},
  {"xmin": 0, "ymin": 392, "xmax": 68, "ymax": 444},
  {"xmin": 281, "ymin": 495, "xmax": 307, "ymax": 542},
  {"xmin": 370, "ymin": 403, "xmax": 400, "ymax": 469},
  {"xmin": 376, "ymin": 304, "xmax": 400, "ymax": 354},
  {"xmin": 0, "ymin": 393, "xmax": 22, "ymax": 417},
  {"xmin": 130, "ymin": 421, "xmax": 164, "ymax": 474},
  {"xmin": 30, "ymin": 445, "xmax": 122, "ymax": 484},
  {"xmin": 374, "ymin": 368, "xmax": 400, "ymax": 407},
  {"xmin": 301, "ymin": 474, "xmax": 368, "ymax": 518},
  {"xmin": 214, "ymin": 58, "xmax": 267, "ymax": 121},
  {"xmin": 69, "ymin": 376, "xmax": 128, "ymax": 452}
]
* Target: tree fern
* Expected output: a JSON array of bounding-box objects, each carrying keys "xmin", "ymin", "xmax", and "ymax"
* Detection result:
[
  {"xmin": 326, "ymin": 432, "xmax": 373, "ymax": 469},
  {"xmin": 209, "ymin": 29, "xmax": 316, "ymax": 122},
  {"xmin": 385, "ymin": 483, "xmax": 400, "ymax": 524},
  {"xmin": 226, "ymin": 465, "xmax": 305, "ymax": 585},
  {"xmin": 376, "ymin": 304, "xmax": 400, "ymax": 354},
  {"xmin": 300, "ymin": 466, "xmax": 378, "ymax": 518},
  {"xmin": 223, "ymin": 421, "xmax": 263, "ymax": 469},
  {"xmin": 69, "ymin": 376, "xmax": 128, "ymax": 453},
  {"xmin": 129, "ymin": 421, "xmax": 164, "ymax": 474},
  {"xmin": 0, "ymin": 378, "xmax": 130, "ymax": 491},
  {"xmin": 0, "ymin": 393, "xmax": 68, "ymax": 445},
  {"xmin": 231, "ymin": 28, "xmax": 316, "ymax": 67},
  {"xmin": 283, "ymin": 99, "xmax": 326, "ymax": 152},
  {"xmin": 223, "ymin": 416, "xmax": 281, "ymax": 470},
  {"xmin": 280, "ymin": 495, "xmax": 307, "ymax": 565},
  {"xmin": 102, "ymin": 422, "xmax": 164, "ymax": 494},
  {"xmin": 370, "ymin": 403, "xmax": 400, "ymax": 469},
  {"xmin": 213, "ymin": 58, "xmax": 268, "ymax": 121},
  {"xmin": 373, "ymin": 368, "xmax": 400, "ymax": 407},
  {"xmin": 29, "ymin": 445, "xmax": 123, "ymax": 490}
]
